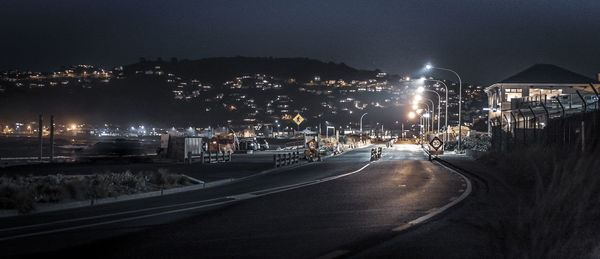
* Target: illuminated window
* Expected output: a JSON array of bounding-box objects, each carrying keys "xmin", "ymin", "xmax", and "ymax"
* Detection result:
[{"xmin": 504, "ymin": 88, "xmax": 522, "ymax": 101}]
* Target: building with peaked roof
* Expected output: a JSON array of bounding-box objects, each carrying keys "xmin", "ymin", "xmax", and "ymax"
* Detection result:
[{"xmin": 485, "ymin": 64, "xmax": 600, "ymax": 132}]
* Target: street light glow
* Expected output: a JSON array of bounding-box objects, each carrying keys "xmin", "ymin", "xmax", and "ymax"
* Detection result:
[
  {"xmin": 417, "ymin": 86, "xmax": 425, "ymax": 93},
  {"xmin": 408, "ymin": 111, "xmax": 416, "ymax": 119},
  {"xmin": 425, "ymin": 64, "xmax": 432, "ymax": 70}
]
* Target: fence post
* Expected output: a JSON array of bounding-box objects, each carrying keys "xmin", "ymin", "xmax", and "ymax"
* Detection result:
[
  {"xmin": 589, "ymin": 83, "xmax": 599, "ymax": 110},
  {"xmin": 200, "ymin": 151, "xmax": 205, "ymax": 164},
  {"xmin": 529, "ymin": 106, "xmax": 537, "ymax": 140},
  {"xmin": 503, "ymin": 114, "xmax": 511, "ymax": 151},
  {"xmin": 576, "ymin": 90, "xmax": 587, "ymax": 113},
  {"xmin": 518, "ymin": 109, "xmax": 527, "ymax": 145},
  {"xmin": 555, "ymin": 96, "xmax": 565, "ymax": 117},
  {"xmin": 273, "ymin": 154, "xmax": 277, "ymax": 167},
  {"xmin": 187, "ymin": 152, "xmax": 192, "ymax": 164},
  {"xmin": 582, "ymin": 119, "xmax": 585, "ymax": 152}
]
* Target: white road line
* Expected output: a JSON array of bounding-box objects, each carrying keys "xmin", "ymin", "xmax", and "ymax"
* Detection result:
[
  {"xmin": 0, "ymin": 197, "xmax": 230, "ymax": 233},
  {"xmin": 408, "ymin": 160, "xmax": 472, "ymax": 225},
  {"xmin": 0, "ymin": 199, "xmax": 237, "ymax": 242},
  {"xmin": 0, "ymin": 162, "xmax": 373, "ymax": 241}
]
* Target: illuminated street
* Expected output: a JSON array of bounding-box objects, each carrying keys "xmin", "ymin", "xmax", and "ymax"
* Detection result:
[
  {"xmin": 2, "ymin": 1, "xmax": 600, "ymax": 257},
  {"xmin": 0, "ymin": 145, "xmax": 467, "ymax": 258}
]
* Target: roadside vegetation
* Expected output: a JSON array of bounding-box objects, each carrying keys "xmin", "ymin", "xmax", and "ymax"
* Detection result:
[
  {"xmin": 444, "ymin": 134, "xmax": 491, "ymax": 152},
  {"xmin": 479, "ymin": 145, "xmax": 600, "ymax": 258},
  {"xmin": 0, "ymin": 169, "xmax": 192, "ymax": 213}
]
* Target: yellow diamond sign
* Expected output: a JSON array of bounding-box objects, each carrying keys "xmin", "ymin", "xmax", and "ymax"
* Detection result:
[{"xmin": 293, "ymin": 114, "xmax": 305, "ymax": 126}]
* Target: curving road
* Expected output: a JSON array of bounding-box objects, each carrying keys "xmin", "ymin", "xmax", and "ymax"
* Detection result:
[{"xmin": 0, "ymin": 144, "xmax": 468, "ymax": 258}]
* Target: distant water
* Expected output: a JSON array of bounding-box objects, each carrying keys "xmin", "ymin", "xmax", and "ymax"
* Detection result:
[{"xmin": 0, "ymin": 135, "xmax": 160, "ymax": 158}]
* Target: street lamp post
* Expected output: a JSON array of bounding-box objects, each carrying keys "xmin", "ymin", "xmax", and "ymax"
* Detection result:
[
  {"xmin": 421, "ymin": 102, "xmax": 431, "ymax": 134},
  {"xmin": 418, "ymin": 87, "xmax": 441, "ymax": 136},
  {"xmin": 428, "ymin": 79, "xmax": 449, "ymax": 147},
  {"xmin": 360, "ymin": 112, "xmax": 368, "ymax": 144},
  {"xmin": 426, "ymin": 65, "xmax": 462, "ymax": 150},
  {"xmin": 423, "ymin": 98, "xmax": 435, "ymax": 133}
]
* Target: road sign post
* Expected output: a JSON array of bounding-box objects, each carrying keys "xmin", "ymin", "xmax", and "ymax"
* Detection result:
[{"xmin": 428, "ymin": 137, "xmax": 444, "ymax": 160}]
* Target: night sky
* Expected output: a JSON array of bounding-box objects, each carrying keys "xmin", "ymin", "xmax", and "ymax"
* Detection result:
[{"xmin": 2, "ymin": 0, "xmax": 599, "ymax": 85}]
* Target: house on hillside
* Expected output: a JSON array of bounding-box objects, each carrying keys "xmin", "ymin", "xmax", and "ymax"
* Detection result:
[{"xmin": 485, "ymin": 64, "xmax": 600, "ymax": 133}]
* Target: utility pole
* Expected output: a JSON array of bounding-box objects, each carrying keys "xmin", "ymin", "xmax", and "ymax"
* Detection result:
[
  {"xmin": 50, "ymin": 115, "xmax": 55, "ymax": 162},
  {"xmin": 38, "ymin": 114, "xmax": 43, "ymax": 161}
]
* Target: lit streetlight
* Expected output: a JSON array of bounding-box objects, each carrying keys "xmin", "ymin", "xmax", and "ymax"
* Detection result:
[
  {"xmin": 425, "ymin": 64, "xmax": 463, "ymax": 150},
  {"xmin": 417, "ymin": 86, "xmax": 441, "ymax": 137},
  {"xmin": 408, "ymin": 111, "xmax": 416, "ymax": 119}
]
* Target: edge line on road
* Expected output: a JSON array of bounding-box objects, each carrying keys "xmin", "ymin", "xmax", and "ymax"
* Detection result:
[
  {"xmin": 408, "ymin": 160, "xmax": 472, "ymax": 225},
  {"xmin": 0, "ymin": 159, "xmax": 374, "ymax": 242}
]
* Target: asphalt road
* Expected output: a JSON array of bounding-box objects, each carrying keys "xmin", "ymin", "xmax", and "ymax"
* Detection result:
[{"xmin": 0, "ymin": 144, "xmax": 466, "ymax": 258}]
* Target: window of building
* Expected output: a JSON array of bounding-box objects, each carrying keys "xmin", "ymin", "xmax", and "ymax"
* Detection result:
[
  {"xmin": 504, "ymin": 88, "xmax": 522, "ymax": 101},
  {"xmin": 528, "ymin": 88, "xmax": 562, "ymax": 102}
]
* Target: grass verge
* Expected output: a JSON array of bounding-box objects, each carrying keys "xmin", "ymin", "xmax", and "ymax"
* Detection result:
[{"xmin": 0, "ymin": 169, "xmax": 192, "ymax": 213}]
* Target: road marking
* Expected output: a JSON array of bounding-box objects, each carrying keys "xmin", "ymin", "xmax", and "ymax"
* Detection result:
[
  {"xmin": 399, "ymin": 184, "xmax": 406, "ymax": 187},
  {"xmin": 316, "ymin": 249, "xmax": 349, "ymax": 259},
  {"xmin": 0, "ymin": 197, "xmax": 231, "ymax": 233},
  {"xmin": 406, "ymin": 160, "xmax": 472, "ymax": 225},
  {"xmin": 392, "ymin": 223, "xmax": 413, "ymax": 232},
  {"xmin": 449, "ymin": 196, "xmax": 457, "ymax": 201},
  {"xmin": 458, "ymin": 189, "xmax": 464, "ymax": 192},
  {"xmin": 0, "ymin": 162, "xmax": 373, "ymax": 241},
  {"xmin": 425, "ymin": 208, "xmax": 437, "ymax": 213}
]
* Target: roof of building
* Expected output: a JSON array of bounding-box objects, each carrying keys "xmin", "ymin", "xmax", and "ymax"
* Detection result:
[{"xmin": 499, "ymin": 64, "xmax": 599, "ymax": 84}]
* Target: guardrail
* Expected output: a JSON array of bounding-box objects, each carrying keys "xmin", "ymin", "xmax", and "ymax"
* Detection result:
[
  {"xmin": 187, "ymin": 151, "xmax": 232, "ymax": 164},
  {"xmin": 274, "ymin": 152, "xmax": 300, "ymax": 167}
]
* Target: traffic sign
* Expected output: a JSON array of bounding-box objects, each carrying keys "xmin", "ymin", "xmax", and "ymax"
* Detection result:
[
  {"xmin": 429, "ymin": 137, "xmax": 443, "ymax": 150},
  {"xmin": 293, "ymin": 114, "xmax": 305, "ymax": 126}
]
